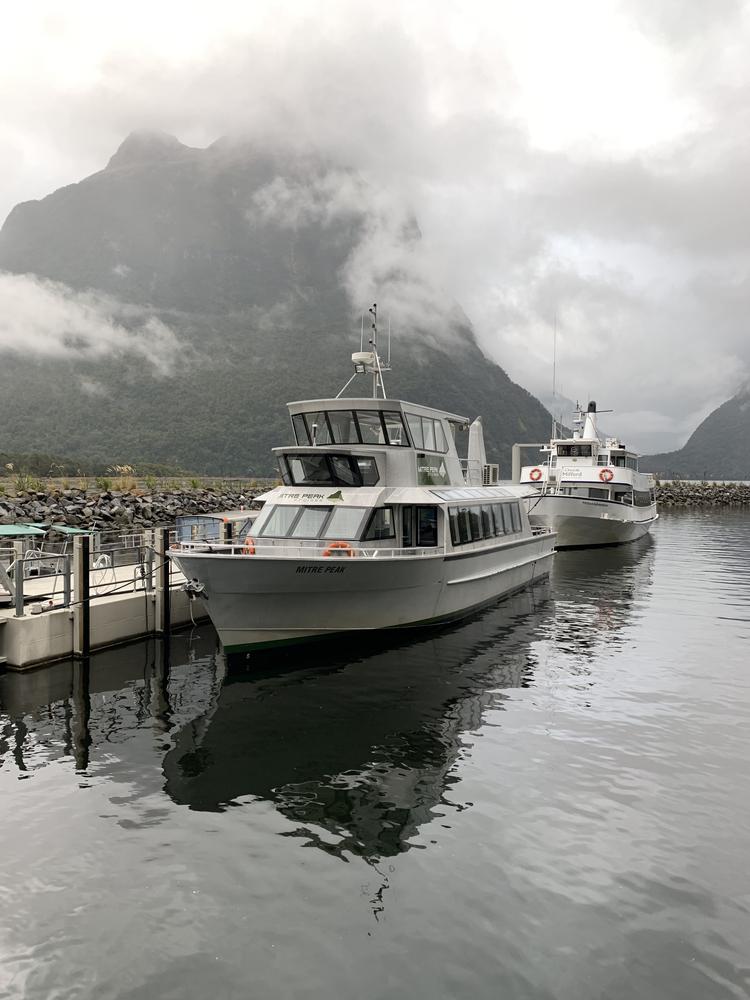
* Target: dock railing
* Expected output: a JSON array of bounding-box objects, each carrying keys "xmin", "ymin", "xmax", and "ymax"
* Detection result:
[{"xmin": 0, "ymin": 529, "xmax": 185, "ymax": 620}]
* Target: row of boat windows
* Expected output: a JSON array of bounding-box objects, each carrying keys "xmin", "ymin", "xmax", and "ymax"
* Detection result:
[
  {"xmin": 449, "ymin": 502, "xmax": 522, "ymax": 546},
  {"xmin": 558, "ymin": 487, "xmax": 655, "ymax": 506},
  {"xmin": 279, "ymin": 453, "xmax": 380, "ymax": 487},
  {"xmin": 253, "ymin": 504, "xmax": 439, "ymax": 545},
  {"xmin": 291, "ymin": 409, "xmax": 450, "ymax": 453},
  {"xmin": 550, "ymin": 448, "xmax": 638, "ymax": 470},
  {"xmin": 251, "ymin": 502, "xmax": 522, "ymax": 546}
]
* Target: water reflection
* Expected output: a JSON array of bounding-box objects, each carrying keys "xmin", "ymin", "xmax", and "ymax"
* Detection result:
[{"xmin": 0, "ymin": 536, "xmax": 656, "ymax": 863}]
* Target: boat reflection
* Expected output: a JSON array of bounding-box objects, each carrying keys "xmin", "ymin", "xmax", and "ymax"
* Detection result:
[
  {"xmin": 0, "ymin": 534, "xmax": 655, "ymax": 866},
  {"xmin": 162, "ymin": 584, "xmax": 553, "ymax": 859}
]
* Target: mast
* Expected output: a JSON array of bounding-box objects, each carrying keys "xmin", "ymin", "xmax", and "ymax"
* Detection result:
[
  {"xmin": 336, "ymin": 302, "xmax": 392, "ymax": 399},
  {"xmin": 368, "ymin": 303, "xmax": 379, "ymax": 399}
]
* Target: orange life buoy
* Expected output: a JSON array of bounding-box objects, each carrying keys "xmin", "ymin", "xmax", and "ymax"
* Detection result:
[
  {"xmin": 322, "ymin": 540, "xmax": 355, "ymax": 558},
  {"xmin": 242, "ymin": 535, "xmax": 256, "ymax": 555},
  {"xmin": 599, "ymin": 468, "xmax": 614, "ymax": 482},
  {"xmin": 530, "ymin": 467, "xmax": 543, "ymax": 482}
]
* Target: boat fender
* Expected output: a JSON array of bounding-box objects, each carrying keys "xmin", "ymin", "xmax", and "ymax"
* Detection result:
[
  {"xmin": 530, "ymin": 467, "xmax": 543, "ymax": 482},
  {"xmin": 243, "ymin": 536, "xmax": 256, "ymax": 555},
  {"xmin": 599, "ymin": 468, "xmax": 614, "ymax": 482},
  {"xmin": 322, "ymin": 541, "xmax": 355, "ymax": 558}
]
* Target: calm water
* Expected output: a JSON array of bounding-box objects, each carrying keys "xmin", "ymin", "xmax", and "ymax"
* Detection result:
[{"xmin": 1, "ymin": 510, "xmax": 749, "ymax": 1000}]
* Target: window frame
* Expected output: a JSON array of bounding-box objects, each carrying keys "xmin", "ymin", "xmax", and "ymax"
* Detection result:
[{"xmin": 362, "ymin": 506, "xmax": 396, "ymax": 541}]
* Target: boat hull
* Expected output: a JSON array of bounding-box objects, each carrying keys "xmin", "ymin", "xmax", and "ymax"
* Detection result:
[
  {"xmin": 526, "ymin": 495, "xmax": 657, "ymax": 548},
  {"xmin": 171, "ymin": 535, "xmax": 555, "ymax": 651}
]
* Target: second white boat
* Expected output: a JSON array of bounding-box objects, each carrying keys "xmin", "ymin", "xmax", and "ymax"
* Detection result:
[{"xmin": 517, "ymin": 401, "xmax": 658, "ymax": 548}]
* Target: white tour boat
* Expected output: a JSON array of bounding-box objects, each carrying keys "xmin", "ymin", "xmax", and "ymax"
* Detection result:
[
  {"xmin": 517, "ymin": 401, "xmax": 658, "ymax": 548},
  {"xmin": 170, "ymin": 309, "xmax": 555, "ymax": 650}
]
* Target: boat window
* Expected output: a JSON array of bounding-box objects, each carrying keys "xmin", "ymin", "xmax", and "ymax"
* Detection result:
[
  {"xmin": 288, "ymin": 454, "xmax": 332, "ymax": 485},
  {"xmin": 423, "ymin": 417, "xmax": 436, "ymax": 452},
  {"xmin": 588, "ymin": 487, "xmax": 609, "ymax": 500},
  {"xmin": 434, "ymin": 421, "xmax": 447, "ymax": 453},
  {"xmin": 353, "ymin": 456, "xmax": 380, "ymax": 486},
  {"xmin": 292, "ymin": 414, "xmax": 310, "ymax": 446},
  {"xmin": 468, "ymin": 508, "xmax": 483, "ymax": 541},
  {"xmin": 510, "ymin": 503, "xmax": 522, "ymax": 533},
  {"xmin": 327, "ymin": 409, "xmax": 360, "ymax": 445},
  {"xmin": 634, "ymin": 490, "xmax": 652, "ymax": 507},
  {"xmin": 282, "ymin": 453, "xmax": 380, "ymax": 487},
  {"xmin": 492, "ymin": 504, "xmax": 506, "ymax": 535},
  {"xmin": 481, "ymin": 505, "xmax": 494, "ymax": 537},
  {"xmin": 417, "ymin": 507, "xmax": 438, "ymax": 546},
  {"xmin": 321, "ymin": 506, "xmax": 367, "ymax": 540},
  {"xmin": 557, "ymin": 444, "xmax": 592, "ymax": 457},
  {"xmin": 303, "ymin": 411, "xmax": 332, "ymax": 445},
  {"xmin": 457, "ymin": 507, "xmax": 472, "ymax": 544},
  {"xmin": 382, "ymin": 411, "xmax": 410, "ymax": 447},
  {"xmin": 363, "ymin": 507, "xmax": 395, "ymax": 541},
  {"xmin": 406, "ymin": 413, "xmax": 424, "ymax": 449},
  {"xmin": 402, "ymin": 506, "xmax": 414, "ymax": 547},
  {"xmin": 356, "ymin": 410, "xmax": 386, "ymax": 445},
  {"xmin": 330, "ymin": 454, "xmax": 359, "ymax": 487},
  {"xmin": 610, "ymin": 454, "xmax": 627, "ymax": 467},
  {"xmin": 256, "ymin": 505, "xmax": 302, "ymax": 538},
  {"xmin": 501, "ymin": 504, "xmax": 514, "ymax": 534},
  {"xmin": 404, "ymin": 412, "xmax": 449, "ymax": 453},
  {"xmin": 289, "ymin": 506, "xmax": 330, "ymax": 538},
  {"xmin": 597, "ymin": 455, "xmax": 609, "ymax": 466},
  {"xmin": 448, "ymin": 509, "xmax": 460, "ymax": 546}
]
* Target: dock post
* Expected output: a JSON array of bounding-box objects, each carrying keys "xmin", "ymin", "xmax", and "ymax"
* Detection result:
[
  {"xmin": 155, "ymin": 527, "xmax": 171, "ymax": 636},
  {"xmin": 73, "ymin": 534, "xmax": 91, "ymax": 659},
  {"xmin": 63, "ymin": 554, "xmax": 72, "ymax": 608},
  {"xmin": 14, "ymin": 558, "xmax": 24, "ymax": 618}
]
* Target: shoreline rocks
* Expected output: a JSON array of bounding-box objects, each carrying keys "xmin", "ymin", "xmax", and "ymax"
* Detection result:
[
  {"xmin": 0, "ymin": 487, "xmax": 266, "ymax": 531},
  {"xmin": 1, "ymin": 481, "xmax": 748, "ymax": 530},
  {"xmin": 655, "ymin": 481, "xmax": 750, "ymax": 507}
]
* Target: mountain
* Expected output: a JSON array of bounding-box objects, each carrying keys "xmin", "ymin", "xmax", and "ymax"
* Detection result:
[
  {"xmin": 640, "ymin": 388, "xmax": 750, "ymax": 480},
  {"xmin": 0, "ymin": 130, "xmax": 553, "ymax": 475}
]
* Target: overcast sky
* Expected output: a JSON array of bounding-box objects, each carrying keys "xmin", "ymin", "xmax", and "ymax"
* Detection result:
[{"xmin": 2, "ymin": 0, "xmax": 749, "ymax": 452}]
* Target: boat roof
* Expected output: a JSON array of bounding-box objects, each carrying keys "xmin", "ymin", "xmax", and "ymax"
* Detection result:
[
  {"xmin": 176, "ymin": 509, "xmax": 257, "ymax": 523},
  {"xmin": 287, "ymin": 398, "xmax": 469, "ymax": 425},
  {"xmin": 0, "ymin": 524, "xmax": 47, "ymax": 537}
]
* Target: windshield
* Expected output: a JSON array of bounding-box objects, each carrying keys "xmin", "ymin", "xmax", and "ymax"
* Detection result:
[
  {"xmin": 254, "ymin": 505, "xmax": 369, "ymax": 540},
  {"xmin": 279, "ymin": 453, "xmax": 380, "ymax": 487}
]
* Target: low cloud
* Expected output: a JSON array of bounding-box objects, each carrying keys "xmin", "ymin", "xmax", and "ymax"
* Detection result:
[
  {"xmin": 2, "ymin": 2, "xmax": 750, "ymax": 449},
  {"xmin": 0, "ymin": 271, "xmax": 180, "ymax": 375}
]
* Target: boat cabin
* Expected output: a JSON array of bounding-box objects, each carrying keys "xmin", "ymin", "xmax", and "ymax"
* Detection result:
[
  {"xmin": 175, "ymin": 510, "xmax": 258, "ymax": 544},
  {"xmin": 519, "ymin": 401, "xmax": 656, "ymax": 507},
  {"xmin": 234, "ymin": 397, "xmax": 532, "ymax": 558}
]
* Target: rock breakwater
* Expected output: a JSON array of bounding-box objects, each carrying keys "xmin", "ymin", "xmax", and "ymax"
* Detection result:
[
  {"xmin": 0, "ymin": 487, "xmax": 265, "ymax": 532},
  {"xmin": 656, "ymin": 481, "xmax": 750, "ymax": 506}
]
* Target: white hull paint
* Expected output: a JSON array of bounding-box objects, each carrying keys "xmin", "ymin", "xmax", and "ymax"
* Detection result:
[
  {"xmin": 173, "ymin": 534, "xmax": 554, "ymax": 651},
  {"xmin": 526, "ymin": 495, "xmax": 657, "ymax": 548}
]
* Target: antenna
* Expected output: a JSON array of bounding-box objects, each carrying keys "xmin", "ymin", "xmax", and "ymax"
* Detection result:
[
  {"xmin": 552, "ymin": 314, "xmax": 557, "ymax": 400},
  {"xmin": 336, "ymin": 303, "xmax": 393, "ymax": 399}
]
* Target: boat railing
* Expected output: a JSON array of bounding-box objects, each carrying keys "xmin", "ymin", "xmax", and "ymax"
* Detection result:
[{"xmin": 170, "ymin": 540, "xmax": 443, "ymax": 559}]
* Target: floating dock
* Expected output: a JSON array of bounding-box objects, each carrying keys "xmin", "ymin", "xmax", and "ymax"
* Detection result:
[{"xmin": 0, "ymin": 529, "xmax": 205, "ymax": 671}]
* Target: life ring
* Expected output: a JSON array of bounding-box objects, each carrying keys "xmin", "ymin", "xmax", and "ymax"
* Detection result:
[
  {"xmin": 322, "ymin": 540, "xmax": 355, "ymax": 558},
  {"xmin": 529, "ymin": 467, "xmax": 543, "ymax": 482},
  {"xmin": 599, "ymin": 468, "xmax": 614, "ymax": 482},
  {"xmin": 242, "ymin": 535, "xmax": 256, "ymax": 555}
]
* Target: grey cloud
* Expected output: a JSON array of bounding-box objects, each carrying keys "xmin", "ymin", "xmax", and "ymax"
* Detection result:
[{"xmin": 2, "ymin": 3, "xmax": 750, "ymax": 450}]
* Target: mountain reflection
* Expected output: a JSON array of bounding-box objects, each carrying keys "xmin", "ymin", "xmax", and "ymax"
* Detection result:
[{"xmin": 163, "ymin": 585, "xmax": 550, "ymax": 859}]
